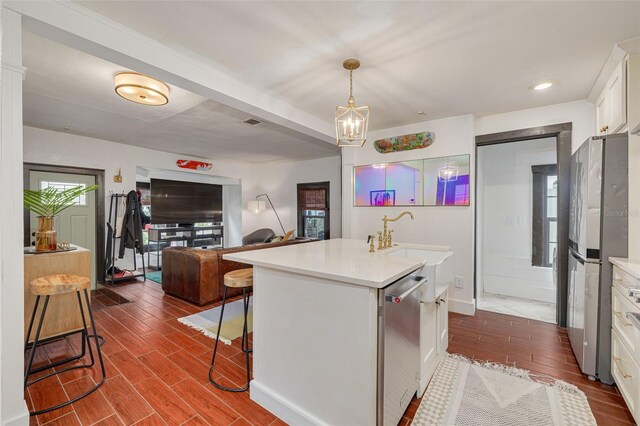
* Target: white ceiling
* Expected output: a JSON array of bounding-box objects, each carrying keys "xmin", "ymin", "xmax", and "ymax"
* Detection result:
[
  {"xmin": 75, "ymin": 1, "xmax": 640, "ymax": 130},
  {"xmin": 23, "ymin": 2, "xmax": 640, "ymax": 163},
  {"xmin": 22, "ymin": 32, "xmax": 340, "ymax": 163}
]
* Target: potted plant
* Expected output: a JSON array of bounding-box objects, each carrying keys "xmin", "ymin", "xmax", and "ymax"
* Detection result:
[{"xmin": 23, "ymin": 185, "xmax": 98, "ymax": 251}]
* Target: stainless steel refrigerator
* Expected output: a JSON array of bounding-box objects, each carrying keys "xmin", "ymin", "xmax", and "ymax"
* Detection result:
[{"xmin": 567, "ymin": 133, "xmax": 628, "ymax": 384}]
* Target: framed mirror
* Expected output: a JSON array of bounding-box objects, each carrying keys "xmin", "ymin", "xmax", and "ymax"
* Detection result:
[
  {"xmin": 354, "ymin": 160, "xmax": 423, "ymax": 207},
  {"xmin": 353, "ymin": 155, "xmax": 470, "ymax": 207}
]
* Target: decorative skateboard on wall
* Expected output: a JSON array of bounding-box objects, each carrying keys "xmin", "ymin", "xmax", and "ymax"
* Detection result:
[
  {"xmin": 176, "ymin": 159, "xmax": 213, "ymax": 171},
  {"xmin": 373, "ymin": 131, "xmax": 435, "ymax": 154}
]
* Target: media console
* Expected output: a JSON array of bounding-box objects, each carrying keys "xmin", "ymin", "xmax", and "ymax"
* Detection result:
[{"xmin": 147, "ymin": 224, "xmax": 223, "ymax": 270}]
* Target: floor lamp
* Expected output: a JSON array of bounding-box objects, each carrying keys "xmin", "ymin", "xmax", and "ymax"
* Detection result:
[{"xmin": 247, "ymin": 193, "xmax": 286, "ymax": 235}]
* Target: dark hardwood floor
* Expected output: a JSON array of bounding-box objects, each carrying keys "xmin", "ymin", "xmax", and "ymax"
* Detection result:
[{"xmin": 25, "ymin": 280, "xmax": 633, "ymax": 425}]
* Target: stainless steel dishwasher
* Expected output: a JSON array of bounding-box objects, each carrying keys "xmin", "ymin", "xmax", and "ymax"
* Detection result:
[{"xmin": 377, "ymin": 271, "xmax": 425, "ymax": 426}]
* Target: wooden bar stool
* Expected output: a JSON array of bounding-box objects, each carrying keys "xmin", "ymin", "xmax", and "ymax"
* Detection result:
[
  {"xmin": 24, "ymin": 274, "xmax": 106, "ymax": 415},
  {"xmin": 209, "ymin": 268, "xmax": 253, "ymax": 392}
]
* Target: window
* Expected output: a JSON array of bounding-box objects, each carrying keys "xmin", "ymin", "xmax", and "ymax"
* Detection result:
[
  {"xmin": 297, "ymin": 182, "xmax": 330, "ymax": 240},
  {"xmin": 532, "ymin": 165, "xmax": 558, "ymax": 267},
  {"xmin": 39, "ymin": 181, "xmax": 87, "ymax": 206}
]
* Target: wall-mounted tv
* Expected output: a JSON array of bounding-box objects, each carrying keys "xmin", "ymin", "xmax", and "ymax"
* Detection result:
[{"xmin": 150, "ymin": 178, "xmax": 222, "ymax": 224}]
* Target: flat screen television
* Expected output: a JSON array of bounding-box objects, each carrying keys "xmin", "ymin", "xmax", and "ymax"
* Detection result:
[{"xmin": 150, "ymin": 178, "xmax": 222, "ymax": 224}]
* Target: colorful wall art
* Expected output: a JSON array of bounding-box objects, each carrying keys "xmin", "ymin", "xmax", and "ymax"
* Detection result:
[
  {"xmin": 176, "ymin": 159, "xmax": 213, "ymax": 171},
  {"xmin": 373, "ymin": 131, "xmax": 435, "ymax": 154}
]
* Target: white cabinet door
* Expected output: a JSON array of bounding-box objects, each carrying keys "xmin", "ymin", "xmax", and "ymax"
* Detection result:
[
  {"xmin": 596, "ymin": 92, "xmax": 609, "ymax": 135},
  {"xmin": 436, "ymin": 291, "xmax": 449, "ymax": 353},
  {"xmin": 420, "ymin": 299, "xmax": 438, "ymax": 371},
  {"xmin": 596, "ymin": 60, "xmax": 627, "ymax": 135},
  {"xmin": 607, "ymin": 61, "xmax": 626, "ymax": 133}
]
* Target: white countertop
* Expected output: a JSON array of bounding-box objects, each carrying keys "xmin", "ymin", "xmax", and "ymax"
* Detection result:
[
  {"xmin": 610, "ymin": 257, "xmax": 640, "ymax": 279},
  {"xmin": 224, "ymin": 239, "xmax": 449, "ymax": 288}
]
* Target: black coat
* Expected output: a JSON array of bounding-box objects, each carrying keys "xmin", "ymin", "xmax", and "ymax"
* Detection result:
[{"xmin": 119, "ymin": 190, "xmax": 145, "ymax": 258}]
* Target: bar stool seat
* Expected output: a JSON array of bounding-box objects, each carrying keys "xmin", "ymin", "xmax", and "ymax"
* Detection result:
[
  {"xmin": 30, "ymin": 274, "xmax": 90, "ymax": 295},
  {"xmin": 209, "ymin": 268, "xmax": 253, "ymax": 392},
  {"xmin": 223, "ymin": 268, "xmax": 253, "ymax": 288},
  {"xmin": 24, "ymin": 274, "xmax": 106, "ymax": 416}
]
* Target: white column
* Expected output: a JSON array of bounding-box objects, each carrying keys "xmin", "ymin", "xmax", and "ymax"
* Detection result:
[{"xmin": 0, "ymin": 6, "xmax": 29, "ymax": 425}]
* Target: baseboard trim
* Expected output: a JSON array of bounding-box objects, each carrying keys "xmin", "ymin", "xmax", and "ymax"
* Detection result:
[
  {"xmin": 4, "ymin": 400, "xmax": 29, "ymax": 425},
  {"xmin": 250, "ymin": 380, "xmax": 325, "ymax": 426},
  {"xmin": 449, "ymin": 298, "xmax": 476, "ymax": 316}
]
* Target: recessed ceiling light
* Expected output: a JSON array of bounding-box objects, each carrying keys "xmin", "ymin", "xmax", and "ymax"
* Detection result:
[
  {"xmin": 114, "ymin": 72, "xmax": 170, "ymax": 106},
  {"xmin": 531, "ymin": 81, "xmax": 554, "ymax": 91}
]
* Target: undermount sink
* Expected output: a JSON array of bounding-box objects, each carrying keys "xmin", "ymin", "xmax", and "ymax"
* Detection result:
[{"xmin": 385, "ymin": 247, "xmax": 454, "ymax": 302}]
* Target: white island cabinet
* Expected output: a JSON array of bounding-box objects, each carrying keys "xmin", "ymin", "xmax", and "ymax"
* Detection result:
[{"xmin": 224, "ymin": 239, "xmax": 451, "ymax": 426}]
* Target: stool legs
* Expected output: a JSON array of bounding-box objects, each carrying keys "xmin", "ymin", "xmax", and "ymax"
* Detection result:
[
  {"xmin": 24, "ymin": 289, "xmax": 107, "ymax": 416},
  {"xmin": 209, "ymin": 287, "xmax": 251, "ymax": 392}
]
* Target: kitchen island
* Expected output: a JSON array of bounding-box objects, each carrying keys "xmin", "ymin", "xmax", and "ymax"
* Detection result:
[{"xmin": 224, "ymin": 238, "xmax": 451, "ymax": 426}]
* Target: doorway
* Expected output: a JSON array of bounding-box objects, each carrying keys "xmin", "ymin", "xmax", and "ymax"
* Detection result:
[
  {"xmin": 475, "ymin": 123, "xmax": 572, "ymax": 326},
  {"xmin": 297, "ymin": 181, "xmax": 330, "ymax": 240},
  {"xmin": 476, "ymin": 138, "xmax": 558, "ymax": 323},
  {"xmin": 24, "ymin": 164, "xmax": 105, "ymax": 289}
]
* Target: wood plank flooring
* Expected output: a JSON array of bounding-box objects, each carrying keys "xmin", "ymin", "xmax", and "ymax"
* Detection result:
[{"xmin": 24, "ymin": 280, "xmax": 633, "ymax": 425}]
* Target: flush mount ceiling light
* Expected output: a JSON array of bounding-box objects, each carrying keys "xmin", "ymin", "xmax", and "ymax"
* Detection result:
[
  {"xmin": 114, "ymin": 72, "xmax": 170, "ymax": 106},
  {"xmin": 531, "ymin": 81, "xmax": 554, "ymax": 91},
  {"xmin": 335, "ymin": 59, "xmax": 369, "ymax": 148}
]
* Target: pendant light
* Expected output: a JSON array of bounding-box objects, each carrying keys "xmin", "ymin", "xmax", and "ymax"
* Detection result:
[
  {"xmin": 335, "ymin": 59, "xmax": 369, "ymax": 147},
  {"xmin": 438, "ymin": 159, "xmax": 459, "ymax": 183}
]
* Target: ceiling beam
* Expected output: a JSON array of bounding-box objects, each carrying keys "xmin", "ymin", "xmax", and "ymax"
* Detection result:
[{"xmin": 6, "ymin": 0, "xmax": 335, "ymax": 144}]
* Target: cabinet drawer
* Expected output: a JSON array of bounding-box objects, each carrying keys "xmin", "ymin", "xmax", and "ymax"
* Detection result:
[
  {"xmin": 612, "ymin": 286, "xmax": 640, "ymax": 365},
  {"xmin": 612, "ymin": 329, "xmax": 639, "ymax": 421},
  {"xmin": 613, "ymin": 266, "xmax": 640, "ymax": 306}
]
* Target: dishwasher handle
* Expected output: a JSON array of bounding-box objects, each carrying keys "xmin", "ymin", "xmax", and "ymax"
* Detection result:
[{"xmin": 386, "ymin": 276, "xmax": 427, "ymax": 304}]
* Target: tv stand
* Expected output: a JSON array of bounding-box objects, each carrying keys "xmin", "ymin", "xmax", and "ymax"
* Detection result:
[{"xmin": 147, "ymin": 224, "xmax": 223, "ymax": 270}]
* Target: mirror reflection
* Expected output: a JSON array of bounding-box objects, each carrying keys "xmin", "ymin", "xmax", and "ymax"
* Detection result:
[{"xmin": 354, "ymin": 155, "xmax": 470, "ymax": 207}]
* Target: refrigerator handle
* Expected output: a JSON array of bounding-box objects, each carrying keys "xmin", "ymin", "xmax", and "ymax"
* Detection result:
[
  {"xmin": 569, "ymin": 248, "xmax": 585, "ymax": 265},
  {"xmin": 569, "ymin": 247, "xmax": 601, "ymax": 265}
]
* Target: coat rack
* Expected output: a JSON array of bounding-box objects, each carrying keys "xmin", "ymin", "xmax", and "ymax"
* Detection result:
[{"xmin": 104, "ymin": 192, "xmax": 146, "ymax": 284}]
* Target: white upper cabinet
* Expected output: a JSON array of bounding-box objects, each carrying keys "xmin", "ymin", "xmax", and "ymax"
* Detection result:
[{"xmin": 596, "ymin": 60, "xmax": 627, "ymax": 135}]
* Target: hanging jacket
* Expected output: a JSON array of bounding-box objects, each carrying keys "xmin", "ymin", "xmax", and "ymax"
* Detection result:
[{"xmin": 119, "ymin": 190, "xmax": 144, "ymax": 258}]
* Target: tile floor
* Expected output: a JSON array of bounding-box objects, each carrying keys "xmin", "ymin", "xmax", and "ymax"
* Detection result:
[
  {"xmin": 24, "ymin": 280, "xmax": 632, "ymax": 425},
  {"xmin": 477, "ymin": 292, "xmax": 557, "ymax": 323}
]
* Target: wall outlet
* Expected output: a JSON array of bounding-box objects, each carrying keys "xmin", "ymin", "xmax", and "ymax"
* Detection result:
[{"xmin": 454, "ymin": 276, "xmax": 464, "ymax": 289}]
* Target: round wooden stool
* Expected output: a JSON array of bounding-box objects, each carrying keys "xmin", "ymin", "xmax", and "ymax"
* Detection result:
[
  {"xmin": 24, "ymin": 274, "xmax": 106, "ymax": 415},
  {"xmin": 209, "ymin": 268, "xmax": 253, "ymax": 392}
]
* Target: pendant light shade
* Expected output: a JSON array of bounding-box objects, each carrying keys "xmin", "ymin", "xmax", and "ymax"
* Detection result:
[
  {"xmin": 114, "ymin": 72, "xmax": 169, "ymax": 106},
  {"xmin": 335, "ymin": 59, "xmax": 369, "ymax": 147}
]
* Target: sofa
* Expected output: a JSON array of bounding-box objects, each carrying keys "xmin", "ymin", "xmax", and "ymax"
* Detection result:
[{"xmin": 161, "ymin": 238, "xmax": 310, "ymax": 305}]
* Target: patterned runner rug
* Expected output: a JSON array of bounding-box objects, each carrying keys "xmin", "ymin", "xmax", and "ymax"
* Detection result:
[
  {"xmin": 412, "ymin": 354, "xmax": 596, "ymax": 426},
  {"xmin": 177, "ymin": 297, "xmax": 252, "ymax": 345}
]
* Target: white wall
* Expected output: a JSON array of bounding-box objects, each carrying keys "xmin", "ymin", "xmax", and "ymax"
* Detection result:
[
  {"xmin": 242, "ymin": 156, "xmax": 342, "ymax": 240},
  {"xmin": 475, "ymin": 100, "xmax": 596, "ymax": 153},
  {"xmin": 477, "ymin": 137, "xmax": 557, "ymax": 303},
  {"xmin": 23, "ymin": 127, "xmax": 342, "ymax": 267},
  {"xmin": 627, "ymin": 53, "xmax": 640, "ymax": 258},
  {"xmin": 342, "ymin": 114, "xmax": 476, "ymax": 315},
  {"xmin": 341, "ymin": 101, "xmax": 595, "ymax": 315}
]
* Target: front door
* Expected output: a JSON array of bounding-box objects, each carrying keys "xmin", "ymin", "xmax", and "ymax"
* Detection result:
[{"xmin": 29, "ymin": 171, "xmax": 97, "ymax": 288}]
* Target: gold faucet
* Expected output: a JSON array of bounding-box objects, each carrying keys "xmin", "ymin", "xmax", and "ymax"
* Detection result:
[{"xmin": 381, "ymin": 211, "xmax": 414, "ymax": 249}]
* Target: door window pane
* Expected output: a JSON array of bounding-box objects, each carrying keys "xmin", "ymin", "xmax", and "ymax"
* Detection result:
[{"xmin": 39, "ymin": 181, "xmax": 87, "ymax": 206}]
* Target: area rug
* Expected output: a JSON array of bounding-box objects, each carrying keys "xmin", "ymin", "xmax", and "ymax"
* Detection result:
[
  {"xmin": 411, "ymin": 354, "xmax": 596, "ymax": 426},
  {"xmin": 177, "ymin": 297, "xmax": 252, "ymax": 345},
  {"xmin": 145, "ymin": 270, "xmax": 162, "ymax": 284}
]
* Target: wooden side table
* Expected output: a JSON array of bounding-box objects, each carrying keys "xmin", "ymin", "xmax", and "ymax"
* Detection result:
[{"xmin": 24, "ymin": 246, "xmax": 91, "ymax": 342}]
